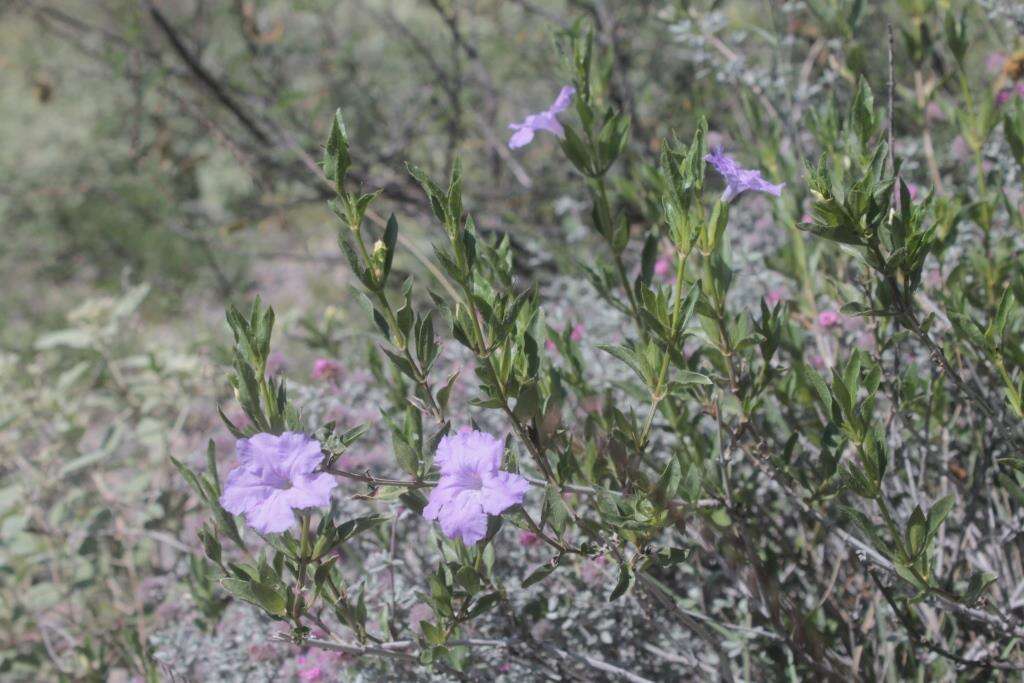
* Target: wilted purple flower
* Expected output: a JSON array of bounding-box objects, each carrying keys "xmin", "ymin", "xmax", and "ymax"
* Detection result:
[
  {"xmin": 518, "ymin": 530, "xmax": 541, "ymax": 547},
  {"xmin": 704, "ymin": 147, "xmax": 785, "ymax": 202},
  {"xmin": 996, "ymin": 83, "xmax": 1024, "ymax": 106},
  {"xmin": 508, "ymin": 86, "xmax": 576, "ymax": 149},
  {"xmin": 219, "ymin": 432, "xmax": 336, "ymax": 534},
  {"xmin": 311, "ymin": 358, "xmax": 343, "ymax": 382},
  {"xmin": 423, "ymin": 428, "xmax": 529, "ymax": 545}
]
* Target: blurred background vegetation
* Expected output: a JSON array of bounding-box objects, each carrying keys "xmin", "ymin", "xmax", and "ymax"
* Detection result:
[{"xmin": 1, "ymin": 0, "xmax": 1022, "ymax": 679}]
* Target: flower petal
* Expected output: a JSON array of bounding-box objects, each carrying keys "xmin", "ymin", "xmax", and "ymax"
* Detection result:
[
  {"xmin": 283, "ymin": 473, "xmax": 337, "ymax": 509},
  {"xmin": 508, "ymin": 126, "xmax": 535, "ymax": 149},
  {"xmin": 437, "ymin": 498, "xmax": 488, "ymax": 545},
  {"xmin": 220, "ymin": 467, "xmax": 275, "ymax": 515},
  {"xmin": 530, "ymin": 113, "xmax": 564, "ymax": 139},
  {"xmin": 423, "ymin": 478, "xmax": 462, "ymax": 520},
  {"xmin": 548, "ymin": 85, "xmax": 576, "ymax": 114},
  {"xmin": 479, "ymin": 471, "xmax": 530, "ymax": 515},
  {"xmin": 244, "ymin": 490, "xmax": 298, "ymax": 534},
  {"xmin": 434, "ymin": 429, "xmax": 504, "ymax": 476},
  {"xmin": 277, "ymin": 432, "xmax": 325, "ymax": 477}
]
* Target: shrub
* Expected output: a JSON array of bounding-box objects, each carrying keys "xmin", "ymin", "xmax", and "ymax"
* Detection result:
[{"xmin": 175, "ymin": 12, "xmax": 1024, "ymax": 681}]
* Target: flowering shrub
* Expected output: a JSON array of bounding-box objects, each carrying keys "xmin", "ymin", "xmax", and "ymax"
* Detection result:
[
  {"xmin": 4, "ymin": 0, "xmax": 1024, "ymax": 681},
  {"xmin": 166, "ymin": 10, "xmax": 1024, "ymax": 677}
]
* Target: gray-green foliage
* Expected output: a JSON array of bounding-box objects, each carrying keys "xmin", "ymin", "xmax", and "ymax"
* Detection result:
[{"xmin": 0, "ymin": 286, "xmax": 214, "ymax": 680}]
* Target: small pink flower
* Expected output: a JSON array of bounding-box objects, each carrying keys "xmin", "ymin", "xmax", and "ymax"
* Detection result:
[
  {"xmin": 653, "ymin": 256, "xmax": 673, "ymax": 281},
  {"xmin": 519, "ymin": 530, "xmax": 540, "ymax": 547},
  {"xmin": 809, "ymin": 354, "xmax": 826, "ymax": 370},
  {"xmin": 311, "ymin": 358, "xmax": 343, "ymax": 382},
  {"xmin": 800, "ymin": 213, "xmax": 813, "ymax": 224},
  {"xmin": 499, "ymin": 663, "xmax": 513, "ymax": 673},
  {"xmin": 906, "ymin": 183, "xmax": 920, "ymax": 201},
  {"xmin": 545, "ymin": 338, "xmax": 557, "ymax": 353},
  {"xmin": 570, "ymin": 324, "xmax": 584, "ymax": 343},
  {"xmin": 765, "ymin": 289, "xmax": 786, "ymax": 306},
  {"xmin": 298, "ymin": 666, "xmax": 324, "ymax": 681},
  {"xmin": 817, "ymin": 310, "xmax": 841, "ymax": 328}
]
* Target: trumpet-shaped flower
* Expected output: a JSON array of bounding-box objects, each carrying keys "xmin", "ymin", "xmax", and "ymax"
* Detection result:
[
  {"xmin": 704, "ymin": 147, "xmax": 785, "ymax": 202},
  {"xmin": 508, "ymin": 86, "xmax": 576, "ymax": 149},
  {"xmin": 423, "ymin": 428, "xmax": 529, "ymax": 545},
  {"xmin": 219, "ymin": 432, "xmax": 336, "ymax": 534}
]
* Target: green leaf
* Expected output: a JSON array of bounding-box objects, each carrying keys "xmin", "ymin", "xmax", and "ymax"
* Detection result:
[
  {"xmin": 220, "ymin": 578, "xmax": 287, "ymax": 617},
  {"xmin": 609, "ymin": 562, "xmax": 635, "ymax": 601},
  {"xmin": 420, "ymin": 621, "xmax": 446, "ymax": 646},
  {"xmin": 925, "ymin": 495, "xmax": 955, "ymax": 542},
  {"xmin": 905, "ymin": 506, "xmax": 927, "ymax": 561},
  {"xmin": 542, "ymin": 484, "xmax": 569, "ymax": 536},
  {"xmin": 522, "ymin": 559, "xmax": 560, "ymax": 588}
]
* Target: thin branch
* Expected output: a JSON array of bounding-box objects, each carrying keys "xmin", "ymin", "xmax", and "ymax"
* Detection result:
[
  {"xmin": 293, "ymin": 635, "xmax": 656, "ymax": 682},
  {"xmin": 324, "ymin": 464, "xmax": 718, "ymax": 505},
  {"xmin": 145, "ymin": 1, "xmax": 271, "ymax": 145}
]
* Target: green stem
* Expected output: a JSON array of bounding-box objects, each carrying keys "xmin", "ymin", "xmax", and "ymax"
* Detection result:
[
  {"xmin": 595, "ymin": 177, "xmax": 647, "ymax": 341},
  {"xmin": 638, "ymin": 244, "xmax": 693, "ymax": 449}
]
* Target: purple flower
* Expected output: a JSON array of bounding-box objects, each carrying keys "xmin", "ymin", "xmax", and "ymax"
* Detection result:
[
  {"xmin": 817, "ymin": 310, "xmax": 841, "ymax": 328},
  {"xmin": 704, "ymin": 147, "xmax": 785, "ymax": 202},
  {"xmin": 219, "ymin": 432, "xmax": 336, "ymax": 534},
  {"xmin": 996, "ymin": 83, "xmax": 1024, "ymax": 107},
  {"xmin": 653, "ymin": 256, "xmax": 673, "ymax": 281},
  {"xmin": 508, "ymin": 86, "xmax": 576, "ymax": 149},
  {"xmin": 518, "ymin": 530, "xmax": 541, "ymax": 547},
  {"xmin": 423, "ymin": 428, "xmax": 529, "ymax": 545},
  {"xmin": 311, "ymin": 358, "xmax": 343, "ymax": 382}
]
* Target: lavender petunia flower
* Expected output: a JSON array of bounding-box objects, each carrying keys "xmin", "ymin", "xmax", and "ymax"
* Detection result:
[
  {"xmin": 704, "ymin": 147, "xmax": 785, "ymax": 202},
  {"xmin": 508, "ymin": 86, "xmax": 576, "ymax": 149},
  {"xmin": 219, "ymin": 432, "xmax": 336, "ymax": 534},
  {"xmin": 423, "ymin": 428, "xmax": 529, "ymax": 545}
]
